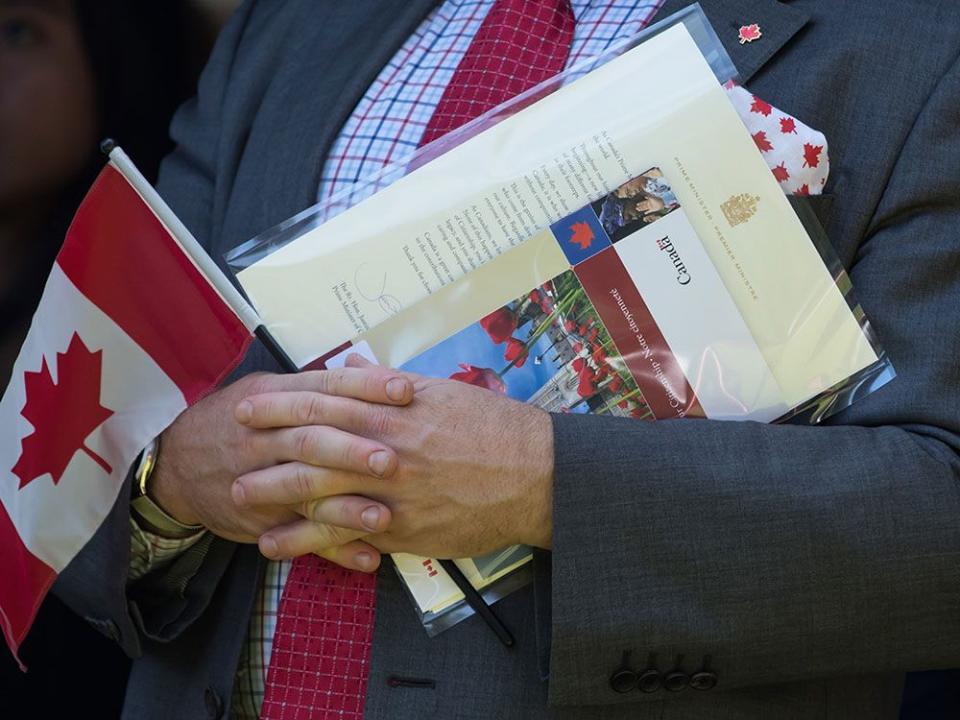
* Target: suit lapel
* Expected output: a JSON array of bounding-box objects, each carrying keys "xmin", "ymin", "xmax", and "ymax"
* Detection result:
[{"xmin": 653, "ymin": 0, "xmax": 809, "ymax": 83}]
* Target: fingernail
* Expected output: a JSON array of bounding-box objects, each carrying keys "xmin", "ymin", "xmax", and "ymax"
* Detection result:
[
  {"xmin": 361, "ymin": 506, "xmax": 382, "ymax": 531},
  {"xmin": 386, "ymin": 377, "xmax": 408, "ymax": 402},
  {"xmin": 236, "ymin": 400, "xmax": 253, "ymax": 424},
  {"xmin": 232, "ymin": 483, "xmax": 247, "ymax": 506},
  {"xmin": 368, "ymin": 450, "xmax": 391, "ymax": 476},
  {"xmin": 355, "ymin": 552, "xmax": 373, "ymax": 571},
  {"xmin": 260, "ymin": 536, "xmax": 278, "ymax": 559}
]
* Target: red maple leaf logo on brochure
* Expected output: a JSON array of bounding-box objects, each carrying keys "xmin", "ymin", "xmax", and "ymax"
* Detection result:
[
  {"xmin": 803, "ymin": 143, "xmax": 824, "ymax": 168},
  {"xmin": 12, "ymin": 333, "xmax": 114, "ymax": 489},
  {"xmin": 752, "ymin": 130, "xmax": 774, "ymax": 153},
  {"xmin": 569, "ymin": 221, "xmax": 594, "ymax": 250},
  {"xmin": 750, "ymin": 95, "xmax": 773, "ymax": 117}
]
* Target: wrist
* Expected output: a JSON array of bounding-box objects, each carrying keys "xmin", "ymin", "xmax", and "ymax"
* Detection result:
[
  {"xmin": 147, "ymin": 429, "xmax": 203, "ymax": 528},
  {"xmin": 517, "ymin": 407, "xmax": 554, "ymax": 549}
]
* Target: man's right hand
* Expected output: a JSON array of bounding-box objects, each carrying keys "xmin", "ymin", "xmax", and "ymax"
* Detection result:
[{"xmin": 148, "ymin": 368, "xmax": 413, "ymax": 571}]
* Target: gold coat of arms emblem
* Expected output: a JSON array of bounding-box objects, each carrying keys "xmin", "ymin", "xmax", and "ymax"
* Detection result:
[{"xmin": 721, "ymin": 194, "xmax": 761, "ymax": 227}]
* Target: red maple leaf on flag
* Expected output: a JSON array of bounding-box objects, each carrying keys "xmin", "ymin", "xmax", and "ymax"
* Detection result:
[
  {"xmin": 772, "ymin": 162, "xmax": 790, "ymax": 183},
  {"xmin": 569, "ymin": 221, "xmax": 594, "ymax": 250},
  {"xmin": 12, "ymin": 333, "xmax": 114, "ymax": 489},
  {"xmin": 752, "ymin": 130, "xmax": 774, "ymax": 153},
  {"xmin": 802, "ymin": 143, "xmax": 824, "ymax": 168},
  {"xmin": 779, "ymin": 116, "xmax": 797, "ymax": 134},
  {"xmin": 750, "ymin": 95, "xmax": 773, "ymax": 117}
]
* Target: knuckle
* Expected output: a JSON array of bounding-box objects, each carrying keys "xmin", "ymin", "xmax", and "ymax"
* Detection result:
[
  {"xmin": 326, "ymin": 523, "xmax": 355, "ymax": 546},
  {"xmin": 364, "ymin": 404, "xmax": 393, "ymax": 437},
  {"xmin": 290, "ymin": 463, "xmax": 316, "ymax": 501},
  {"xmin": 300, "ymin": 498, "xmax": 321, "ymax": 522},
  {"xmin": 323, "ymin": 369, "xmax": 344, "ymax": 397},
  {"xmin": 295, "ymin": 393, "xmax": 325, "ymax": 425},
  {"xmin": 294, "ymin": 427, "xmax": 316, "ymax": 461}
]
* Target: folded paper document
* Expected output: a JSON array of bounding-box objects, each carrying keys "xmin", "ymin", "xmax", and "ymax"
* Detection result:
[{"xmin": 229, "ymin": 8, "xmax": 893, "ymax": 634}]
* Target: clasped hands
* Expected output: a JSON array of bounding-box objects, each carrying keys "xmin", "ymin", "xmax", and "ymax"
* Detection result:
[{"xmin": 150, "ymin": 355, "xmax": 554, "ymax": 572}]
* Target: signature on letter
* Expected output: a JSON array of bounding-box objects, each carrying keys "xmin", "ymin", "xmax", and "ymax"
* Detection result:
[{"xmin": 353, "ymin": 263, "xmax": 402, "ymax": 316}]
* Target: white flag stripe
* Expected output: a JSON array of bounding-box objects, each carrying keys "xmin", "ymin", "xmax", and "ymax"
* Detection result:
[{"xmin": 0, "ymin": 264, "xmax": 187, "ymax": 572}]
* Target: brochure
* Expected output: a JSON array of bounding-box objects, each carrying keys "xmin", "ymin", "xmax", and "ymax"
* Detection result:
[{"xmin": 332, "ymin": 164, "xmax": 884, "ymax": 621}]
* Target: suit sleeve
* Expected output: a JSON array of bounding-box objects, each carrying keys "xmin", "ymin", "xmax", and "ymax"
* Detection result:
[
  {"xmin": 544, "ymin": 52, "xmax": 960, "ymax": 705},
  {"xmin": 50, "ymin": 2, "xmax": 257, "ymax": 657}
]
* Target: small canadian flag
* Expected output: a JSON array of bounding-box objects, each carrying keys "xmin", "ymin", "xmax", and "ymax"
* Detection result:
[{"xmin": 0, "ymin": 146, "xmax": 261, "ymax": 665}]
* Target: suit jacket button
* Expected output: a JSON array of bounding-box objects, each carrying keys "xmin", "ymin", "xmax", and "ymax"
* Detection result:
[
  {"xmin": 609, "ymin": 668, "xmax": 638, "ymax": 693},
  {"xmin": 690, "ymin": 671, "xmax": 718, "ymax": 690},
  {"xmin": 664, "ymin": 671, "xmax": 690, "ymax": 691},
  {"xmin": 204, "ymin": 687, "xmax": 224, "ymax": 719},
  {"xmin": 637, "ymin": 669, "xmax": 661, "ymax": 693}
]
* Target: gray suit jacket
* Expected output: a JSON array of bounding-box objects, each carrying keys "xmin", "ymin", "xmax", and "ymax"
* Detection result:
[{"xmin": 54, "ymin": 1, "xmax": 960, "ymax": 718}]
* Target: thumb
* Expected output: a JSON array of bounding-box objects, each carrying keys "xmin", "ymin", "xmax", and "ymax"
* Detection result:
[
  {"xmin": 344, "ymin": 350, "xmax": 429, "ymax": 391},
  {"xmin": 345, "ymin": 352, "xmax": 376, "ymax": 369}
]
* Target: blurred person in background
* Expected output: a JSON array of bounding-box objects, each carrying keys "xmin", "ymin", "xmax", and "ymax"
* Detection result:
[{"xmin": 0, "ymin": 0, "xmax": 236, "ymax": 715}]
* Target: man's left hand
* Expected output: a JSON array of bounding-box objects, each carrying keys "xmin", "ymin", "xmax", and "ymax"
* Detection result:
[{"xmin": 232, "ymin": 355, "xmax": 554, "ymax": 564}]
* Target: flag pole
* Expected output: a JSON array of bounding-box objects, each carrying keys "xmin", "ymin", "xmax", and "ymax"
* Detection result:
[{"xmin": 101, "ymin": 141, "xmax": 514, "ymax": 648}]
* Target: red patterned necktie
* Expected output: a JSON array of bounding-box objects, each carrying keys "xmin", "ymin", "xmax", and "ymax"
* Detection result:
[{"xmin": 260, "ymin": 3, "xmax": 574, "ymax": 719}]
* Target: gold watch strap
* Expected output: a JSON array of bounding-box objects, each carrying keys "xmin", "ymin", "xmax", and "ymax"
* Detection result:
[
  {"xmin": 131, "ymin": 437, "xmax": 203, "ymax": 538},
  {"xmin": 131, "ymin": 494, "xmax": 203, "ymax": 539}
]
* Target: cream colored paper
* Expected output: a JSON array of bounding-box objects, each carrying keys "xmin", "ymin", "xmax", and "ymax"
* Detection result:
[
  {"xmin": 238, "ymin": 24, "xmax": 718, "ymax": 364},
  {"xmin": 238, "ymin": 21, "xmax": 876, "ymax": 407}
]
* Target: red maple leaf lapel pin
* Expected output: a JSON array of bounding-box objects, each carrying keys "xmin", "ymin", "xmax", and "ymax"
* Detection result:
[
  {"xmin": 13, "ymin": 332, "xmax": 114, "ymax": 489},
  {"xmin": 738, "ymin": 24, "xmax": 762, "ymax": 44}
]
